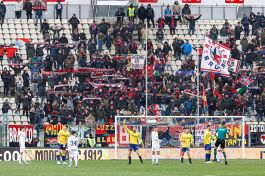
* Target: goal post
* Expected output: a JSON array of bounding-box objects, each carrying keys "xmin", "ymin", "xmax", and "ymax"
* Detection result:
[{"xmin": 114, "ymin": 116, "xmax": 245, "ymax": 160}]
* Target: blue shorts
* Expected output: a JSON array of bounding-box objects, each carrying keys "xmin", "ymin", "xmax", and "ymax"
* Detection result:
[
  {"xmin": 182, "ymin": 147, "xmax": 189, "ymax": 152},
  {"xmin": 204, "ymin": 144, "xmax": 211, "ymax": 151},
  {"xmin": 129, "ymin": 144, "xmax": 139, "ymax": 151},
  {"xmin": 58, "ymin": 144, "xmax": 66, "ymax": 150}
]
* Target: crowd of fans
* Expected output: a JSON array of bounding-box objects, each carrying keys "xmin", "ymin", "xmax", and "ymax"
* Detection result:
[{"xmin": 0, "ymin": 1, "xmax": 264, "ymax": 131}]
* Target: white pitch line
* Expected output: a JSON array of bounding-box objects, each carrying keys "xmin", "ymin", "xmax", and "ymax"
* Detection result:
[{"xmin": 204, "ymin": 171, "xmax": 265, "ymax": 176}]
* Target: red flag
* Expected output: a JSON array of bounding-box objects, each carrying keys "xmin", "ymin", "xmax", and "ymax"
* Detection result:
[
  {"xmin": 202, "ymin": 86, "xmax": 207, "ymax": 109},
  {"xmin": 225, "ymin": 0, "xmax": 244, "ymax": 3},
  {"xmin": 182, "ymin": 0, "xmax": 201, "ymax": 3}
]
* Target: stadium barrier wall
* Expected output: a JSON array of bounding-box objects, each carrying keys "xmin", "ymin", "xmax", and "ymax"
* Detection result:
[{"xmin": 0, "ymin": 148, "xmax": 265, "ymax": 161}]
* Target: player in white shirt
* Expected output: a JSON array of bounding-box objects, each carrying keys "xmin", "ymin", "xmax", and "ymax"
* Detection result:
[
  {"xmin": 67, "ymin": 131, "xmax": 79, "ymax": 168},
  {"xmin": 151, "ymin": 127, "xmax": 161, "ymax": 165},
  {"xmin": 18, "ymin": 126, "xmax": 29, "ymax": 165}
]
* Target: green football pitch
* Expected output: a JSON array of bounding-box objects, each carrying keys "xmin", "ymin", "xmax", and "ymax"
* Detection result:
[{"xmin": 0, "ymin": 160, "xmax": 264, "ymax": 176}]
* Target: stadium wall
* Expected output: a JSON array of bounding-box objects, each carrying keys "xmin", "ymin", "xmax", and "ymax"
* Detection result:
[{"xmin": 0, "ymin": 148, "xmax": 265, "ymax": 161}]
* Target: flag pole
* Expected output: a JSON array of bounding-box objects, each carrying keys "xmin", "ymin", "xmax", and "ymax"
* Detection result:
[
  {"xmin": 196, "ymin": 56, "xmax": 200, "ymax": 123},
  {"xmin": 145, "ymin": 21, "xmax": 148, "ymax": 116}
]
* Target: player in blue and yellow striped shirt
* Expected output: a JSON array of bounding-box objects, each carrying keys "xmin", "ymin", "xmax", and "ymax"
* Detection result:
[{"xmin": 123, "ymin": 119, "xmax": 144, "ymax": 165}]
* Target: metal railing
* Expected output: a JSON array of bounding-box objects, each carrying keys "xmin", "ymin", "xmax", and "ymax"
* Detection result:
[{"xmin": 2, "ymin": 4, "xmax": 265, "ymax": 20}]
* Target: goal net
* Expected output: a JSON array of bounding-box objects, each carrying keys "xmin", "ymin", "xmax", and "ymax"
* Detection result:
[{"xmin": 114, "ymin": 116, "xmax": 245, "ymax": 160}]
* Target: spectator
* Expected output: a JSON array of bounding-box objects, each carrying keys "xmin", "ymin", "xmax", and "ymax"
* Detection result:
[
  {"xmin": 234, "ymin": 22, "xmax": 243, "ymax": 40},
  {"xmin": 0, "ymin": 44, "xmax": 4, "ymax": 65},
  {"xmin": 98, "ymin": 32, "xmax": 104, "ymax": 52},
  {"xmin": 40, "ymin": 19, "xmax": 50, "ymax": 35},
  {"xmin": 72, "ymin": 29, "xmax": 80, "ymax": 48},
  {"xmin": 55, "ymin": 0, "xmax": 63, "ymax": 22},
  {"xmin": 55, "ymin": 49, "xmax": 65, "ymax": 70},
  {"xmin": 2, "ymin": 99, "xmax": 11, "ymax": 125},
  {"xmin": 231, "ymin": 45, "xmax": 240, "ymax": 60},
  {"xmin": 172, "ymin": 1, "xmax": 181, "ymax": 16},
  {"xmin": 162, "ymin": 41, "xmax": 171, "ymax": 56},
  {"xmin": 184, "ymin": 97, "xmax": 193, "ymax": 115},
  {"xmin": 89, "ymin": 20, "xmax": 98, "ymax": 38},
  {"xmin": 64, "ymin": 52, "xmax": 75, "ymax": 70},
  {"xmin": 157, "ymin": 17, "xmax": 165, "ymax": 29},
  {"xmin": 146, "ymin": 4, "xmax": 155, "ymax": 28},
  {"xmin": 220, "ymin": 24, "xmax": 229, "ymax": 43},
  {"xmin": 56, "ymin": 33, "xmax": 68, "ymax": 45},
  {"xmin": 181, "ymin": 4, "xmax": 191, "ymax": 25},
  {"xmin": 241, "ymin": 14, "xmax": 250, "ymax": 36},
  {"xmin": 68, "ymin": 14, "xmax": 80, "ymax": 32},
  {"xmin": 127, "ymin": 4, "xmax": 135, "ymax": 23},
  {"xmin": 14, "ymin": 0, "xmax": 23, "ymax": 19},
  {"xmin": 210, "ymin": 25, "xmax": 219, "ymax": 41},
  {"xmin": 181, "ymin": 40, "xmax": 192, "ymax": 59},
  {"xmin": 98, "ymin": 18, "xmax": 110, "ymax": 36},
  {"xmin": 1, "ymin": 68, "xmax": 11, "ymax": 97},
  {"xmin": 164, "ymin": 4, "xmax": 172, "ymax": 25},
  {"xmin": 172, "ymin": 38, "xmax": 183, "ymax": 60},
  {"xmin": 115, "ymin": 8, "xmax": 125, "ymax": 26},
  {"xmin": 240, "ymin": 35, "xmax": 249, "ymax": 53},
  {"xmin": 137, "ymin": 4, "xmax": 146, "ymax": 24},
  {"xmin": 155, "ymin": 45, "xmax": 163, "ymax": 59},
  {"xmin": 156, "ymin": 29, "xmax": 164, "ymax": 43},
  {"xmin": 23, "ymin": 0, "xmax": 32, "ymax": 21},
  {"xmin": 33, "ymin": 0, "xmax": 45, "ymax": 26},
  {"xmin": 184, "ymin": 14, "xmax": 202, "ymax": 35},
  {"xmin": 169, "ymin": 15, "xmax": 180, "ymax": 35},
  {"xmin": 256, "ymin": 96, "xmax": 264, "ymax": 122},
  {"xmin": 0, "ymin": 1, "xmax": 6, "ymax": 27}
]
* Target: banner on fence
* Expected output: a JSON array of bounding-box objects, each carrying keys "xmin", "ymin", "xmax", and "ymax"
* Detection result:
[
  {"xmin": 43, "ymin": 124, "xmax": 62, "ymax": 147},
  {"xmin": 246, "ymin": 122, "xmax": 265, "ymax": 146},
  {"xmin": 131, "ymin": 55, "xmax": 145, "ymax": 69},
  {"xmin": 8, "ymin": 125, "xmax": 34, "ymax": 147},
  {"xmin": 95, "ymin": 124, "xmax": 115, "ymax": 147},
  {"xmin": 43, "ymin": 124, "xmax": 95, "ymax": 147}
]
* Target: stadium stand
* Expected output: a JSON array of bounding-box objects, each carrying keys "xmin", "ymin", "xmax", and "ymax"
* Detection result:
[{"xmin": 0, "ymin": 1, "xmax": 264, "ymax": 131}]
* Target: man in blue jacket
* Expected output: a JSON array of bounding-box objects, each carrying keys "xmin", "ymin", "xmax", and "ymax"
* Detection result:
[
  {"xmin": 181, "ymin": 40, "xmax": 192, "ymax": 59},
  {"xmin": 164, "ymin": 5, "xmax": 172, "ymax": 25}
]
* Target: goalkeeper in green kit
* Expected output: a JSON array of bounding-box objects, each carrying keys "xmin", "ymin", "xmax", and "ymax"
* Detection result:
[{"xmin": 214, "ymin": 121, "xmax": 229, "ymax": 165}]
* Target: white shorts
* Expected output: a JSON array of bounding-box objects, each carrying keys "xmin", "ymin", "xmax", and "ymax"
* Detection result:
[
  {"xmin": 68, "ymin": 149, "xmax": 78, "ymax": 158},
  {"xmin": 151, "ymin": 144, "xmax": 160, "ymax": 152}
]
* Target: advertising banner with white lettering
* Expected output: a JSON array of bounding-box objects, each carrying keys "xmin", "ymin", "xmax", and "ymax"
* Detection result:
[
  {"xmin": 1, "ymin": 148, "xmax": 265, "ymax": 161},
  {"xmin": 246, "ymin": 122, "xmax": 265, "ymax": 146},
  {"xmin": 201, "ymin": 37, "xmax": 234, "ymax": 76},
  {"xmin": 8, "ymin": 125, "xmax": 34, "ymax": 147},
  {"xmin": 131, "ymin": 55, "xmax": 145, "ymax": 69}
]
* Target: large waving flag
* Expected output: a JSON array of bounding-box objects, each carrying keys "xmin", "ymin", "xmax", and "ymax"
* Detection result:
[
  {"xmin": 200, "ymin": 37, "xmax": 240, "ymax": 76},
  {"xmin": 15, "ymin": 38, "xmax": 31, "ymax": 48}
]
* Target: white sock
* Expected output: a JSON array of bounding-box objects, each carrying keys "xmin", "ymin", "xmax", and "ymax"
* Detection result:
[
  {"xmin": 19, "ymin": 154, "xmax": 22, "ymax": 163},
  {"xmin": 69, "ymin": 158, "xmax": 72, "ymax": 166},
  {"xmin": 74, "ymin": 156, "xmax": 78, "ymax": 167},
  {"xmin": 22, "ymin": 153, "xmax": 26, "ymax": 162},
  {"xmin": 152, "ymin": 155, "xmax": 155, "ymax": 163},
  {"xmin": 156, "ymin": 155, "xmax": 159, "ymax": 163}
]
